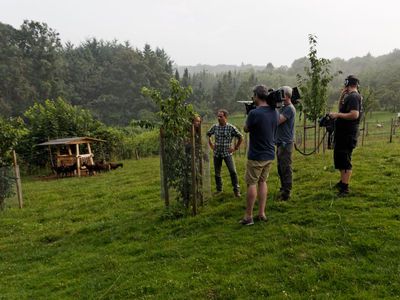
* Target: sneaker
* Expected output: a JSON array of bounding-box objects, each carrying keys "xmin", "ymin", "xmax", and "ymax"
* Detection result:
[
  {"xmin": 256, "ymin": 215, "xmax": 268, "ymax": 222},
  {"xmin": 234, "ymin": 190, "xmax": 241, "ymax": 198},
  {"xmin": 239, "ymin": 217, "xmax": 254, "ymax": 226}
]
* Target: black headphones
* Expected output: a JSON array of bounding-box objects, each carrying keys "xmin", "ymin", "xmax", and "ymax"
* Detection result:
[{"xmin": 344, "ymin": 75, "xmax": 360, "ymax": 87}]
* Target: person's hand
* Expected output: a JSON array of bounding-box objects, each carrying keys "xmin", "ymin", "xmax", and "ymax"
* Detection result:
[
  {"xmin": 228, "ymin": 147, "xmax": 235, "ymax": 153},
  {"xmin": 329, "ymin": 112, "xmax": 339, "ymax": 119},
  {"xmin": 209, "ymin": 143, "xmax": 215, "ymax": 151}
]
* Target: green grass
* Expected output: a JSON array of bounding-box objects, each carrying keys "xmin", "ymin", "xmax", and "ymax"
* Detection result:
[{"xmin": 1, "ymin": 140, "xmax": 400, "ymax": 299}]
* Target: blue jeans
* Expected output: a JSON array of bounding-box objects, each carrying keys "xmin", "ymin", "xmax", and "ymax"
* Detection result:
[{"xmin": 213, "ymin": 155, "xmax": 240, "ymax": 192}]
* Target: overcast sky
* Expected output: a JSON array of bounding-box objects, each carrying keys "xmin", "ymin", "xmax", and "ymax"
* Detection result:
[{"xmin": 1, "ymin": 0, "xmax": 399, "ymax": 67}]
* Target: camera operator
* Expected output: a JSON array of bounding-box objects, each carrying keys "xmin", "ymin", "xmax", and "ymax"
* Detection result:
[
  {"xmin": 239, "ymin": 85, "xmax": 279, "ymax": 225},
  {"xmin": 276, "ymin": 86, "xmax": 296, "ymax": 201},
  {"xmin": 328, "ymin": 75, "xmax": 362, "ymax": 196},
  {"xmin": 207, "ymin": 109, "xmax": 243, "ymax": 197}
]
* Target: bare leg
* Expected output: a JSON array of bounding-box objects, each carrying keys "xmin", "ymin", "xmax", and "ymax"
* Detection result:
[
  {"xmin": 245, "ymin": 184, "xmax": 257, "ymax": 219},
  {"xmin": 340, "ymin": 169, "xmax": 352, "ymax": 184},
  {"xmin": 257, "ymin": 181, "xmax": 268, "ymax": 217}
]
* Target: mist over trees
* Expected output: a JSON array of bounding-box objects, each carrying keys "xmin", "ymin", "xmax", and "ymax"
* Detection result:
[{"xmin": 1, "ymin": 20, "xmax": 400, "ymax": 126}]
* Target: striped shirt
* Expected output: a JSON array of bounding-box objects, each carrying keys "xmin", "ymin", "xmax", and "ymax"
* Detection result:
[{"xmin": 207, "ymin": 123, "xmax": 243, "ymax": 157}]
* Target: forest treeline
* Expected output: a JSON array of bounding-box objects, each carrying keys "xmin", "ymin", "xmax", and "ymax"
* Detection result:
[{"xmin": 1, "ymin": 20, "xmax": 400, "ymax": 127}]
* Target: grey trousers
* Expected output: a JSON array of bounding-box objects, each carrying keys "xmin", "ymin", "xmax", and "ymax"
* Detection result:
[
  {"xmin": 277, "ymin": 142, "xmax": 293, "ymax": 193},
  {"xmin": 213, "ymin": 155, "xmax": 240, "ymax": 192}
]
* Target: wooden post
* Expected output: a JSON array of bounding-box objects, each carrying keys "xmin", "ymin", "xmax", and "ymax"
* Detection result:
[
  {"xmin": 389, "ymin": 118, "xmax": 394, "ymax": 143},
  {"xmin": 76, "ymin": 144, "xmax": 81, "ymax": 177},
  {"xmin": 314, "ymin": 119, "xmax": 317, "ymax": 153},
  {"xmin": 160, "ymin": 128, "xmax": 169, "ymax": 206},
  {"xmin": 190, "ymin": 124, "xmax": 197, "ymax": 216},
  {"xmin": 87, "ymin": 143, "xmax": 94, "ymax": 165},
  {"xmin": 12, "ymin": 150, "xmax": 23, "ymax": 209},
  {"xmin": 56, "ymin": 147, "xmax": 61, "ymax": 166},
  {"xmin": 198, "ymin": 124, "xmax": 204, "ymax": 206},
  {"xmin": 303, "ymin": 116, "xmax": 307, "ymax": 153}
]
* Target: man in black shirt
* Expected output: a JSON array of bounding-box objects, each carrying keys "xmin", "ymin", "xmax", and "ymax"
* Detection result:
[{"xmin": 329, "ymin": 75, "xmax": 362, "ymax": 196}]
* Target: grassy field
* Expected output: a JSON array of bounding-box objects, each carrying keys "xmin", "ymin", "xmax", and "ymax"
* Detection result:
[{"xmin": 1, "ymin": 139, "xmax": 400, "ymax": 299}]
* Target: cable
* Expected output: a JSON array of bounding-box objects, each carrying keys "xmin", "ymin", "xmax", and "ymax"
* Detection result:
[{"xmin": 294, "ymin": 131, "xmax": 330, "ymax": 156}]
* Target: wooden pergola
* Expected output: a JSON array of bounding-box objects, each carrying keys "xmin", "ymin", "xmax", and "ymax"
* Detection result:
[{"xmin": 38, "ymin": 137, "xmax": 105, "ymax": 177}]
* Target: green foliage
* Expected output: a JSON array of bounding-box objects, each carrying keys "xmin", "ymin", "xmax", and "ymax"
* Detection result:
[
  {"xmin": 297, "ymin": 34, "xmax": 336, "ymax": 122},
  {"xmin": 20, "ymin": 98, "xmax": 104, "ymax": 166},
  {"xmin": 125, "ymin": 130, "xmax": 159, "ymax": 158},
  {"xmin": 142, "ymin": 78, "xmax": 195, "ymax": 205},
  {"xmin": 0, "ymin": 117, "xmax": 27, "ymax": 164},
  {"xmin": 0, "ymin": 117, "xmax": 27, "ymax": 207}
]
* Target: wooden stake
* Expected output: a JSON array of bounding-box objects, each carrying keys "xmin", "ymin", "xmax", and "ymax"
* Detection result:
[
  {"xmin": 198, "ymin": 123, "xmax": 204, "ymax": 206},
  {"xmin": 160, "ymin": 128, "xmax": 169, "ymax": 207},
  {"xmin": 191, "ymin": 124, "xmax": 197, "ymax": 216},
  {"xmin": 12, "ymin": 150, "xmax": 23, "ymax": 209},
  {"xmin": 303, "ymin": 115, "xmax": 307, "ymax": 153},
  {"xmin": 76, "ymin": 144, "xmax": 81, "ymax": 177},
  {"xmin": 390, "ymin": 118, "xmax": 394, "ymax": 143}
]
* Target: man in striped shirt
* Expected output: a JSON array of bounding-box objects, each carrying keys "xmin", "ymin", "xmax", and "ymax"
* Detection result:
[{"xmin": 207, "ymin": 109, "xmax": 243, "ymax": 197}]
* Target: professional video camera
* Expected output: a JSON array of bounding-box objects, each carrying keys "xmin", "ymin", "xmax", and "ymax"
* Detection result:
[
  {"xmin": 238, "ymin": 86, "xmax": 301, "ymax": 114},
  {"xmin": 319, "ymin": 114, "xmax": 335, "ymax": 133}
]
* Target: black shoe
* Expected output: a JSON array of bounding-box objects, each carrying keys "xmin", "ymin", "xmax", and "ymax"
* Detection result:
[
  {"xmin": 234, "ymin": 190, "xmax": 241, "ymax": 198},
  {"xmin": 239, "ymin": 217, "xmax": 254, "ymax": 226},
  {"xmin": 337, "ymin": 188, "xmax": 349, "ymax": 197},
  {"xmin": 277, "ymin": 190, "xmax": 290, "ymax": 201},
  {"xmin": 334, "ymin": 181, "xmax": 343, "ymax": 190}
]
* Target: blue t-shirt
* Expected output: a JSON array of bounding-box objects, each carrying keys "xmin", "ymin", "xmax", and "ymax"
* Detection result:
[
  {"xmin": 276, "ymin": 104, "xmax": 296, "ymax": 144},
  {"xmin": 246, "ymin": 106, "xmax": 279, "ymax": 161}
]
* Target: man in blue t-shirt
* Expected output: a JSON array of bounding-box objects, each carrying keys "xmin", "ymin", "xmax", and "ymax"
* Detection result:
[
  {"xmin": 239, "ymin": 85, "xmax": 279, "ymax": 225},
  {"xmin": 276, "ymin": 86, "xmax": 296, "ymax": 201},
  {"xmin": 329, "ymin": 75, "xmax": 362, "ymax": 196}
]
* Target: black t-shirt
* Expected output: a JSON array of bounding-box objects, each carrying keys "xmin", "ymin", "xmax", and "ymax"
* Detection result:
[{"xmin": 335, "ymin": 91, "xmax": 362, "ymax": 137}]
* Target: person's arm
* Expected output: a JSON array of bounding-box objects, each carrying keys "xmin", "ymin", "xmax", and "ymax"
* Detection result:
[
  {"xmin": 235, "ymin": 136, "xmax": 243, "ymax": 150},
  {"xmin": 229, "ymin": 126, "xmax": 243, "ymax": 153},
  {"xmin": 330, "ymin": 93, "xmax": 360, "ymax": 120},
  {"xmin": 329, "ymin": 110, "xmax": 359, "ymax": 120},
  {"xmin": 206, "ymin": 125, "xmax": 216, "ymax": 150},
  {"xmin": 278, "ymin": 114, "xmax": 287, "ymax": 125},
  {"xmin": 208, "ymin": 136, "xmax": 215, "ymax": 150}
]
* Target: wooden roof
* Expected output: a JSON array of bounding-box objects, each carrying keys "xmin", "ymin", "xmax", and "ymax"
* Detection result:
[{"xmin": 37, "ymin": 137, "xmax": 106, "ymax": 146}]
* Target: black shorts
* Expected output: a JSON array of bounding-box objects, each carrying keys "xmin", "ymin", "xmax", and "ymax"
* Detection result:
[{"xmin": 334, "ymin": 149, "xmax": 353, "ymax": 170}]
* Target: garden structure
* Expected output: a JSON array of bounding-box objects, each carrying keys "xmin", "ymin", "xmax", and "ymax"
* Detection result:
[{"xmin": 38, "ymin": 137, "xmax": 105, "ymax": 177}]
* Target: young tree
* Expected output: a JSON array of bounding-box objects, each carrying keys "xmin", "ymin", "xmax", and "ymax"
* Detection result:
[
  {"xmin": 142, "ymin": 78, "xmax": 196, "ymax": 207},
  {"xmin": 297, "ymin": 34, "xmax": 335, "ymax": 122}
]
